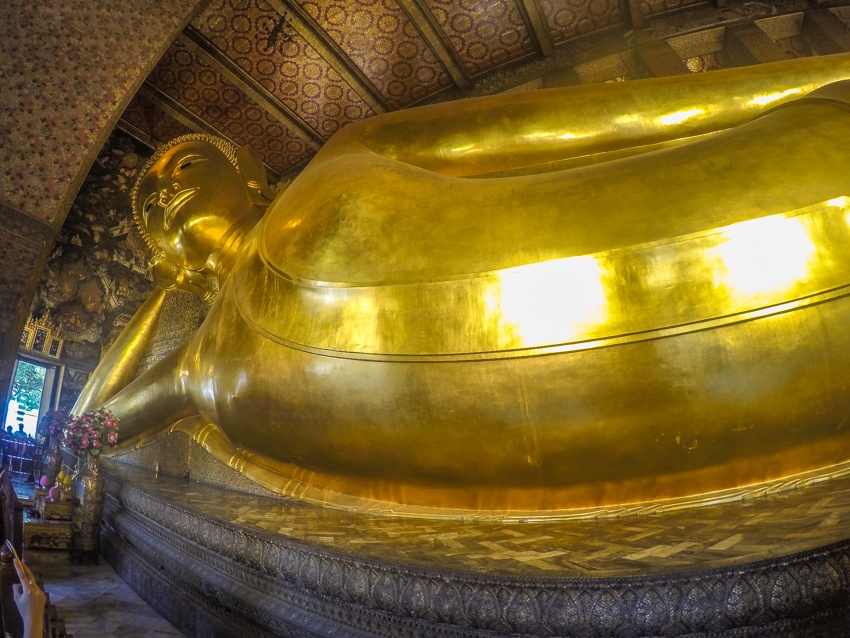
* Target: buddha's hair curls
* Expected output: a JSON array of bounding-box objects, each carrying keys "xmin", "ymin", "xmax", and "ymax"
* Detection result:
[{"xmin": 131, "ymin": 134, "xmax": 240, "ymax": 261}]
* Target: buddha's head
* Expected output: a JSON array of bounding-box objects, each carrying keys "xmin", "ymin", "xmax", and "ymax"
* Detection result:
[{"xmin": 132, "ymin": 135, "xmax": 273, "ymax": 294}]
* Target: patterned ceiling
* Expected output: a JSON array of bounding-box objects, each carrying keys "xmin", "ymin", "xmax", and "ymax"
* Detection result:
[
  {"xmin": 116, "ymin": 0, "xmax": 633, "ymax": 180},
  {"xmin": 116, "ymin": 0, "xmax": 850, "ymax": 182}
]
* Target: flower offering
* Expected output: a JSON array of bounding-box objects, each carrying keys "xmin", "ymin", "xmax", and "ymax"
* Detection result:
[{"xmin": 62, "ymin": 407, "xmax": 120, "ymax": 458}]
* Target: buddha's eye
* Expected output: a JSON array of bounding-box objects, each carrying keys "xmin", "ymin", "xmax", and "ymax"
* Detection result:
[
  {"xmin": 142, "ymin": 194, "xmax": 157, "ymax": 220},
  {"xmin": 173, "ymin": 154, "xmax": 207, "ymax": 176}
]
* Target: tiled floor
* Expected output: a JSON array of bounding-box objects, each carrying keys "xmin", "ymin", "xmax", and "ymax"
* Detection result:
[{"xmin": 23, "ymin": 549, "xmax": 185, "ymax": 638}]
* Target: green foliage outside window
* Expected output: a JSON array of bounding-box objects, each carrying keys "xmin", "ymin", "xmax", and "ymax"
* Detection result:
[{"xmin": 10, "ymin": 361, "xmax": 47, "ymax": 412}]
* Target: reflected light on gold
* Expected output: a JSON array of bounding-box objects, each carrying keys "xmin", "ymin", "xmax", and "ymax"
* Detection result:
[
  {"xmin": 450, "ymin": 142, "xmax": 476, "ymax": 153},
  {"xmin": 485, "ymin": 256, "xmax": 607, "ymax": 347},
  {"xmin": 613, "ymin": 113, "xmax": 641, "ymax": 126},
  {"xmin": 748, "ymin": 88, "xmax": 802, "ymax": 106},
  {"xmin": 657, "ymin": 108, "xmax": 703, "ymax": 126},
  {"xmin": 714, "ymin": 215, "xmax": 815, "ymax": 298},
  {"xmin": 345, "ymin": 293, "xmax": 381, "ymax": 351}
]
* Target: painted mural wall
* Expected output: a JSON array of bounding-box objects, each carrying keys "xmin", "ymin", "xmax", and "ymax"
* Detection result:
[{"xmin": 30, "ymin": 131, "xmax": 155, "ymax": 371}]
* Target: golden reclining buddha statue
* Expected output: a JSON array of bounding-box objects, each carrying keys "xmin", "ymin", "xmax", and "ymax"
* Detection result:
[{"xmin": 76, "ymin": 54, "xmax": 850, "ymax": 517}]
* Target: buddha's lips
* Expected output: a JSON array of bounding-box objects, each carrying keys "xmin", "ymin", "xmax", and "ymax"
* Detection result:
[{"xmin": 163, "ymin": 188, "xmax": 199, "ymax": 230}]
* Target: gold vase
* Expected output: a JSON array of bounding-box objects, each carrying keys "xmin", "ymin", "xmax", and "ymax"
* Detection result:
[
  {"xmin": 41, "ymin": 438, "xmax": 62, "ymax": 487},
  {"xmin": 71, "ymin": 454, "xmax": 105, "ymax": 556}
]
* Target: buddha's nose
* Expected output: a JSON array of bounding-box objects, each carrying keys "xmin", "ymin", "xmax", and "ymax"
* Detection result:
[{"xmin": 159, "ymin": 182, "xmax": 181, "ymax": 206}]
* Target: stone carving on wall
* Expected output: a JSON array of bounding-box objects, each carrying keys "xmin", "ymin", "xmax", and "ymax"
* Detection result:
[{"xmin": 31, "ymin": 131, "xmax": 155, "ymax": 368}]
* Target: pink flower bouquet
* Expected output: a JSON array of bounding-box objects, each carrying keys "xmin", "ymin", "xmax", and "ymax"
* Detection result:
[{"xmin": 62, "ymin": 407, "xmax": 120, "ymax": 458}]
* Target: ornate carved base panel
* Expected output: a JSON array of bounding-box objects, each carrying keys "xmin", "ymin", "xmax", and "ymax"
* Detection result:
[
  {"xmin": 36, "ymin": 498, "xmax": 71, "ymax": 521},
  {"xmin": 24, "ymin": 516, "xmax": 72, "ymax": 551},
  {"xmin": 100, "ymin": 460, "xmax": 850, "ymax": 637}
]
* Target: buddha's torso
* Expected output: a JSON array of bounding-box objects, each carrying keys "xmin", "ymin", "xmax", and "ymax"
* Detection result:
[{"xmin": 189, "ymin": 88, "xmax": 850, "ymax": 514}]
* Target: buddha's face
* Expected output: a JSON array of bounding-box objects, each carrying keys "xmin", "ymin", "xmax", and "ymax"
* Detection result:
[{"xmin": 136, "ymin": 141, "xmax": 253, "ymax": 271}]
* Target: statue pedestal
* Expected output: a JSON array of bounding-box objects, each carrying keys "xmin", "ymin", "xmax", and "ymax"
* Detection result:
[{"xmin": 99, "ymin": 440, "xmax": 850, "ymax": 637}]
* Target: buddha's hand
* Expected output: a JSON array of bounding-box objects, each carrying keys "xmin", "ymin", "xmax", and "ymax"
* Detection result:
[{"xmin": 149, "ymin": 255, "xmax": 212, "ymax": 301}]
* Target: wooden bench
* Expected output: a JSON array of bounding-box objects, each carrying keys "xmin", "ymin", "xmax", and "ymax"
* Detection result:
[
  {"xmin": 0, "ymin": 468, "xmax": 24, "ymax": 637},
  {"xmin": 0, "ymin": 471, "xmax": 71, "ymax": 638}
]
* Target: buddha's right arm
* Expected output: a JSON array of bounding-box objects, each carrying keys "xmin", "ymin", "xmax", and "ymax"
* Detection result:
[
  {"xmin": 331, "ymin": 53, "xmax": 850, "ymax": 177},
  {"xmin": 73, "ymin": 286, "xmax": 168, "ymax": 414},
  {"xmin": 100, "ymin": 346, "xmax": 198, "ymax": 446}
]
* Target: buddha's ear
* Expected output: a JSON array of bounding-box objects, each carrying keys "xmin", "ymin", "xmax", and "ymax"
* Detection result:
[{"xmin": 236, "ymin": 145, "xmax": 275, "ymax": 207}]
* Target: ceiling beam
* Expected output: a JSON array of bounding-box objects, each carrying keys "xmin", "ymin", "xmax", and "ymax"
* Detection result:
[
  {"xmin": 137, "ymin": 83, "xmax": 282, "ymax": 181},
  {"xmin": 396, "ymin": 0, "xmax": 470, "ymax": 88},
  {"xmin": 266, "ymin": 0, "xmax": 389, "ymax": 113},
  {"xmin": 181, "ymin": 28, "xmax": 323, "ymax": 150},
  {"xmin": 635, "ymin": 40, "xmax": 690, "ymax": 77},
  {"xmin": 802, "ymin": 9, "xmax": 850, "ymax": 54},
  {"xmin": 138, "ymin": 83, "xmax": 222, "ymax": 138},
  {"xmin": 620, "ymin": 0, "xmax": 644, "ymax": 29},
  {"xmin": 515, "ymin": 0, "xmax": 554, "ymax": 56},
  {"xmin": 114, "ymin": 119, "xmax": 158, "ymax": 151}
]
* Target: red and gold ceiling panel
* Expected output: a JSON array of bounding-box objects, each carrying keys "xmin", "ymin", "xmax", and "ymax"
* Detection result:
[
  {"xmin": 640, "ymin": 0, "xmax": 703, "ymax": 19},
  {"xmin": 192, "ymin": 0, "xmax": 375, "ymax": 140},
  {"xmin": 421, "ymin": 0, "xmax": 535, "ymax": 77},
  {"xmin": 300, "ymin": 0, "xmax": 452, "ymax": 109},
  {"xmin": 538, "ymin": 0, "xmax": 623, "ymax": 44},
  {"xmin": 145, "ymin": 39, "xmax": 315, "ymax": 174},
  {"xmin": 120, "ymin": 93, "xmax": 195, "ymax": 144}
]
